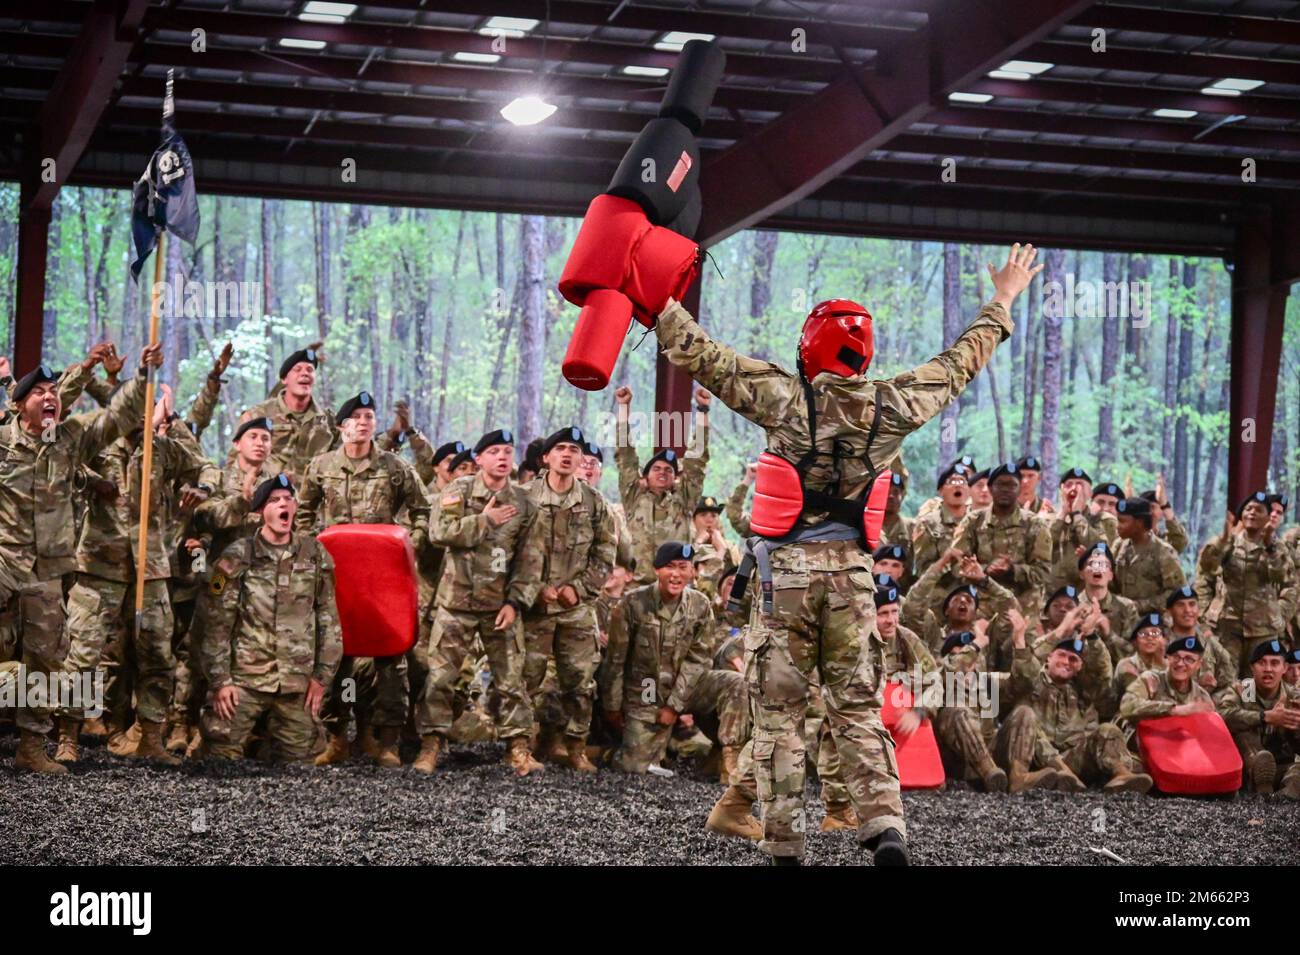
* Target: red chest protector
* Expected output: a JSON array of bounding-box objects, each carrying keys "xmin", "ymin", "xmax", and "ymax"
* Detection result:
[{"xmin": 748, "ymin": 386, "xmax": 890, "ymax": 550}]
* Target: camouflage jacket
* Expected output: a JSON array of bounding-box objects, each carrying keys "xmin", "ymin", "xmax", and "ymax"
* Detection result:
[
  {"xmin": 911, "ymin": 503, "xmax": 968, "ymax": 578},
  {"xmin": 691, "ymin": 535, "xmax": 742, "ymax": 599},
  {"xmin": 295, "ymin": 443, "xmax": 431, "ymax": 553},
  {"xmin": 903, "ymin": 558, "xmax": 1019, "ymax": 656},
  {"xmin": 952, "ymin": 505, "xmax": 1053, "ymax": 610},
  {"xmin": 1159, "ymin": 511, "xmax": 1189, "ymax": 554},
  {"xmin": 615, "ymin": 419, "xmax": 709, "ymax": 584},
  {"xmin": 600, "ymin": 582, "xmax": 715, "ymax": 719},
  {"xmin": 76, "ymin": 433, "xmax": 211, "ymax": 582},
  {"xmin": 240, "ymin": 391, "xmax": 337, "ymax": 478},
  {"xmin": 881, "ymin": 512, "xmax": 913, "ymax": 551},
  {"xmin": 654, "ymin": 299, "xmax": 1012, "ymax": 573},
  {"xmin": 1112, "ymin": 650, "xmax": 1167, "ymax": 702},
  {"xmin": 522, "ymin": 472, "xmax": 617, "ymax": 614},
  {"xmin": 1219, "ymin": 678, "xmax": 1300, "ymax": 747},
  {"xmin": 193, "ymin": 458, "xmax": 274, "ymax": 568},
  {"xmin": 1194, "ymin": 530, "xmax": 1297, "ymax": 637},
  {"xmin": 883, "ymin": 624, "xmax": 939, "ymax": 718},
  {"xmin": 197, "ymin": 531, "xmax": 342, "ymax": 694},
  {"xmin": 1076, "ymin": 588, "xmax": 1138, "ymax": 663},
  {"xmin": 1117, "ymin": 667, "xmax": 1214, "ymax": 727},
  {"xmin": 1006, "ymin": 640, "xmax": 1112, "ymax": 751},
  {"xmin": 605, "ymin": 499, "xmax": 636, "ymax": 572},
  {"xmin": 725, "ymin": 479, "xmax": 751, "ymax": 538},
  {"xmin": 1113, "ymin": 534, "xmax": 1186, "ymax": 617},
  {"xmin": 0, "ymin": 371, "xmax": 146, "ymax": 580},
  {"xmin": 1046, "ymin": 508, "xmax": 1117, "ymax": 589},
  {"xmin": 430, "ymin": 474, "xmax": 544, "ymax": 613}
]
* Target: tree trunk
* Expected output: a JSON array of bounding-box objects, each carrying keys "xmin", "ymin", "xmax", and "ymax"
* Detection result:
[
  {"xmin": 1022, "ymin": 276, "xmax": 1040, "ymax": 452},
  {"xmin": 1124, "ymin": 253, "xmax": 1148, "ymax": 368},
  {"xmin": 1039, "ymin": 248, "xmax": 1066, "ymax": 500},
  {"xmin": 1162, "ymin": 258, "xmax": 1179, "ymax": 469},
  {"xmin": 44, "ymin": 202, "xmax": 60, "ymax": 347},
  {"xmin": 312, "ymin": 202, "xmax": 331, "ymax": 341},
  {"xmin": 1199, "ymin": 374, "xmax": 1231, "ymax": 534},
  {"xmin": 1172, "ymin": 260, "xmax": 1197, "ymax": 510},
  {"xmin": 78, "ymin": 194, "xmax": 98, "ymax": 348},
  {"xmin": 939, "ymin": 243, "xmax": 962, "ymax": 465},
  {"xmin": 749, "ymin": 230, "xmax": 779, "ymax": 361},
  {"xmin": 516, "ymin": 215, "xmax": 547, "ymax": 448},
  {"xmin": 161, "ymin": 215, "xmax": 184, "ymax": 390},
  {"xmin": 434, "ymin": 211, "xmax": 468, "ymax": 439},
  {"xmin": 975, "ymin": 257, "xmax": 1006, "ymax": 460},
  {"xmin": 1098, "ymin": 252, "xmax": 1122, "ymax": 472}
]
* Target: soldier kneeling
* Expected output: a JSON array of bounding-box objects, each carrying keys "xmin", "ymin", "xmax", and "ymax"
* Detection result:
[
  {"xmin": 197, "ymin": 476, "xmax": 342, "ymax": 762},
  {"xmin": 601, "ymin": 542, "xmax": 751, "ymax": 782}
]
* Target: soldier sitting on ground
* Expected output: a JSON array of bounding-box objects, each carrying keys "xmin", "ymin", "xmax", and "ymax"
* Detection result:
[{"xmin": 1218, "ymin": 639, "xmax": 1300, "ymax": 798}]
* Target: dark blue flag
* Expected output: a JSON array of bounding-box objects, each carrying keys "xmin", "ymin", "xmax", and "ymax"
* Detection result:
[{"xmin": 130, "ymin": 81, "xmax": 199, "ymax": 279}]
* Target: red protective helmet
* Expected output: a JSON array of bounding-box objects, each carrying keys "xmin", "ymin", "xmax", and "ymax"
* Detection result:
[{"xmin": 797, "ymin": 299, "xmax": 874, "ymax": 380}]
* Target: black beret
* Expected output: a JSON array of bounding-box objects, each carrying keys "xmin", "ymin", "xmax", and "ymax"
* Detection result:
[
  {"xmin": 941, "ymin": 630, "xmax": 977, "ymax": 656},
  {"xmin": 1117, "ymin": 497, "xmax": 1151, "ymax": 520},
  {"xmin": 1250, "ymin": 639, "xmax": 1288, "ymax": 664},
  {"xmin": 1166, "ymin": 585, "xmax": 1197, "ymax": 609},
  {"xmin": 653, "ymin": 541, "xmax": 696, "ymax": 568},
  {"xmin": 874, "ymin": 584, "xmax": 900, "ymax": 608},
  {"xmin": 1130, "ymin": 613, "xmax": 1165, "ymax": 641},
  {"xmin": 251, "ymin": 473, "xmax": 295, "ymax": 511},
  {"xmin": 719, "ymin": 562, "xmax": 738, "ymax": 582},
  {"xmin": 1236, "ymin": 491, "xmax": 1269, "ymax": 518},
  {"xmin": 1264, "ymin": 492, "xmax": 1288, "ymax": 510},
  {"xmin": 232, "ymin": 417, "xmax": 274, "ymax": 443},
  {"xmin": 936, "ymin": 462, "xmax": 973, "ymax": 490},
  {"xmin": 448, "ymin": 448, "xmax": 475, "ymax": 472},
  {"xmin": 1286, "ymin": 648, "xmax": 1300, "ymax": 666},
  {"xmin": 987, "ymin": 460, "xmax": 1021, "ymax": 483},
  {"xmin": 694, "ymin": 495, "xmax": 724, "ymax": 514},
  {"xmin": 278, "ymin": 347, "xmax": 319, "ymax": 381},
  {"xmin": 971, "ymin": 468, "xmax": 991, "ymax": 484},
  {"xmin": 873, "ymin": 543, "xmax": 907, "ymax": 564},
  {"xmin": 942, "ymin": 583, "xmax": 979, "ymax": 612},
  {"xmin": 1017, "ymin": 455, "xmax": 1042, "ymax": 472},
  {"xmin": 585, "ymin": 441, "xmax": 603, "ymax": 463},
  {"xmin": 1139, "ymin": 490, "xmax": 1159, "ymax": 503},
  {"xmin": 1078, "ymin": 542, "xmax": 1115, "ymax": 570},
  {"xmin": 474, "ymin": 428, "xmax": 515, "ymax": 455},
  {"xmin": 1166, "ymin": 634, "xmax": 1204, "ymax": 656},
  {"xmin": 872, "ymin": 572, "xmax": 897, "ymax": 589},
  {"xmin": 1061, "ymin": 466, "xmax": 1092, "ymax": 483},
  {"xmin": 11, "ymin": 364, "xmax": 58, "ymax": 404},
  {"xmin": 334, "ymin": 390, "xmax": 375, "ymax": 426},
  {"xmin": 1091, "ymin": 482, "xmax": 1125, "ymax": 500},
  {"xmin": 1053, "ymin": 637, "xmax": 1086, "ymax": 657},
  {"xmin": 953, "ymin": 454, "xmax": 977, "ymax": 471},
  {"xmin": 432, "ymin": 441, "xmax": 466, "ymax": 467},
  {"xmin": 541, "ymin": 426, "xmax": 586, "ymax": 456},
  {"xmin": 642, "ymin": 448, "xmax": 681, "ymax": 476},
  {"xmin": 1044, "ymin": 585, "xmax": 1079, "ymax": 611},
  {"xmin": 889, "ymin": 472, "xmax": 906, "ymax": 488}
]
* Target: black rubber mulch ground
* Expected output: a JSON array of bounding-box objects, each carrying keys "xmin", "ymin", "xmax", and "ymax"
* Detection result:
[{"xmin": 2, "ymin": 737, "xmax": 1296, "ymax": 866}]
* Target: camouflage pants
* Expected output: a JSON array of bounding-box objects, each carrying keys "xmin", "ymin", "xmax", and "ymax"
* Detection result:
[
  {"xmin": 745, "ymin": 551, "xmax": 903, "ymax": 858},
  {"xmin": 522, "ymin": 604, "xmax": 600, "ymax": 739},
  {"xmin": 933, "ymin": 704, "xmax": 997, "ymax": 779},
  {"xmin": 167, "ymin": 595, "xmax": 200, "ymax": 725},
  {"xmin": 1219, "ymin": 624, "xmax": 1277, "ymax": 680},
  {"xmin": 613, "ymin": 669, "xmax": 749, "ymax": 773},
  {"xmin": 202, "ymin": 686, "xmax": 317, "ymax": 762},
  {"xmin": 1231, "ymin": 726, "xmax": 1299, "ymax": 774},
  {"xmin": 63, "ymin": 574, "xmax": 175, "ymax": 724},
  {"xmin": 995, "ymin": 705, "xmax": 1138, "ymax": 782},
  {"xmin": 323, "ymin": 653, "xmax": 408, "ymax": 732},
  {"xmin": 2, "ymin": 576, "xmax": 68, "ymax": 734},
  {"xmin": 418, "ymin": 607, "xmax": 532, "ymax": 741}
]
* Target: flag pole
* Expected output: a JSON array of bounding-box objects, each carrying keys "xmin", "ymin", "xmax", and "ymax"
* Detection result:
[
  {"xmin": 134, "ymin": 68, "xmax": 175, "ymax": 626},
  {"xmin": 134, "ymin": 227, "xmax": 165, "ymax": 623}
]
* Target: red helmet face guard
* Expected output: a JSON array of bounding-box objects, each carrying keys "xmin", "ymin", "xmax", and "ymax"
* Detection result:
[{"xmin": 798, "ymin": 299, "xmax": 874, "ymax": 380}]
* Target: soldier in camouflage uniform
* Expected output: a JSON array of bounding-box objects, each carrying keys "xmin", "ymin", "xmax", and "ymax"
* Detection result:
[
  {"xmin": 880, "ymin": 473, "xmax": 912, "ymax": 552},
  {"xmin": 1016, "ymin": 455, "xmax": 1049, "ymax": 515},
  {"xmin": 414, "ymin": 429, "xmax": 547, "ymax": 776},
  {"xmin": 612, "ymin": 384, "xmax": 710, "ymax": 585},
  {"xmin": 903, "ymin": 549, "xmax": 1019, "ymax": 664},
  {"xmin": 57, "ymin": 391, "xmax": 213, "ymax": 765},
  {"xmin": 724, "ymin": 463, "xmax": 756, "ymax": 538},
  {"xmin": 519, "ymin": 426, "xmax": 616, "ymax": 772},
  {"xmin": 655, "ymin": 243, "xmax": 1047, "ymax": 864},
  {"xmin": 910, "ymin": 461, "xmax": 974, "ymax": 576},
  {"xmin": 1113, "ymin": 497, "xmax": 1186, "ymax": 618},
  {"xmin": 1164, "ymin": 585, "xmax": 1235, "ymax": 698},
  {"xmin": 296, "ymin": 392, "xmax": 430, "ymax": 768},
  {"xmin": 1194, "ymin": 493, "xmax": 1298, "ymax": 676},
  {"xmin": 1112, "ymin": 615, "xmax": 1168, "ymax": 702},
  {"xmin": 1046, "ymin": 467, "xmax": 1117, "ymax": 590},
  {"xmin": 1218, "ymin": 639, "xmax": 1300, "ymax": 798},
  {"xmin": 1074, "ymin": 543, "xmax": 1139, "ymax": 664},
  {"xmin": 581, "ymin": 442, "xmax": 635, "ymax": 574},
  {"xmin": 240, "ymin": 347, "xmax": 337, "ymax": 479},
  {"xmin": 601, "ymin": 542, "xmax": 749, "ymax": 775},
  {"xmin": 197, "ymin": 475, "xmax": 342, "ymax": 761},
  {"xmin": 690, "ymin": 495, "xmax": 741, "ymax": 598},
  {"xmin": 1139, "ymin": 484, "xmax": 1190, "ymax": 555},
  {"xmin": 1, "ymin": 344, "xmax": 159, "ymax": 774},
  {"xmin": 1116, "ymin": 635, "xmax": 1216, "ymax": 750},
  {"xmin": 951, "ymin": 461, "xmax": 1054, "ymax": 620},
  {"xmin": 998, "ymin": 627, "xmax": 1152, "ymax": 793}
]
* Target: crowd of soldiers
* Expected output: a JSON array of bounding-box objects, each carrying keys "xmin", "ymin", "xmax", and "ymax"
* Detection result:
[{"xmin": 2, "ymin": 336, "xmax": 1299, "ymax": 849}]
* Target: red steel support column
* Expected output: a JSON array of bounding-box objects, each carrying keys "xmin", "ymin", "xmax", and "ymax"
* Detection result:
[
  {"xmin": 1227, "ymin": 215, "xmax": 1290, "ymax": 506},
  {"xmin": 13, "ymin": 175, "xmax": 52, "ymax": 375},
  {"xmin": 654, "ymin": 276, "xmax": 700, "ymax": 457}
]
